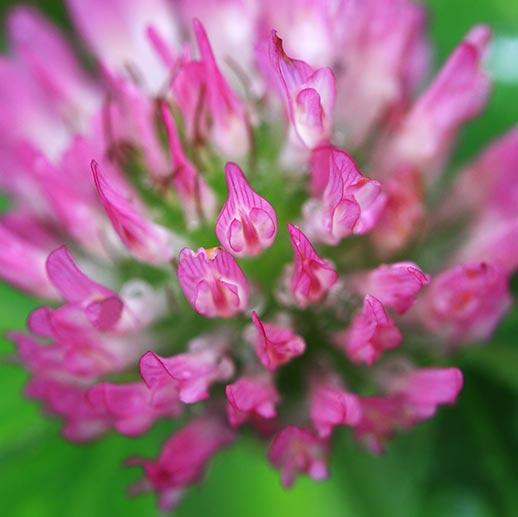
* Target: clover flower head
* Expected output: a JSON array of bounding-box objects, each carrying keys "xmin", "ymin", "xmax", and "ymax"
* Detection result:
[{"xmin": 1, "ymin": 0, "xmax": 515, "ymax": 512}]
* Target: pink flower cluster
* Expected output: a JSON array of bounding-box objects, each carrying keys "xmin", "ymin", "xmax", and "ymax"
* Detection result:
[{"xmin": 0, "ymin": 0, "xmax": 515, "ymax": 512}]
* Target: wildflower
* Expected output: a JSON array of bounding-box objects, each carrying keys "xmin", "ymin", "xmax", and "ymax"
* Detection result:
[
  {"xmin": 267, "ymin": 31, "xmax": 336, "ymax": 152},
  {"xmin": 415, "ymin": 262, "xmax": 512, "ymax": 347},
  {"xmin": 334, "ymin": 295, "xmax": 403, "ymax": 366},
  {"xmin": 303, "ymin": 147, "xmax": 385, "ymax": 244},
  {"xmin": 216, "ymin": 162, "xmax": 278, "ymax": 257},
  {"xmin": 225, "ymin": 374, "xmax": 280, "ymax": 428},
  {"xmin": 286, "ymin": 223, "xmax": 337, "ymax": 308},
  {"xmin": 349, "ymin": 262, "xmax": 430, "ymax": 314},
  {"xmin": 0, "ymin": 2, "xmax": 514, "ymax": 511},
  {"xmin": 268, "ymin": 426, "xmax": 329, "ymax": 487},
  {"xmin": 177, "ymin": 247, "xmax": 249, "ymax": 318},
  {"xmin": 354, "ymin": 363, "xmax": 463, "ymax": 454},
  {"xmin": 309, "ymin": 372, "xmax": 362, "ymax": 438},
  {"xmin": 128, "ymin": 415, "xmax": 235, "ymax": 512},
  {"xmin": 250, "ymin": 311, "xmax": 306, "ymax": 371}
]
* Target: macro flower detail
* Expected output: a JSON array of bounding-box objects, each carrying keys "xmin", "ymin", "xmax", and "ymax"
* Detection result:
[
  {"xmin": 303, "ymin": 148, "xmax": 385, "ymax": 244},
  {"xmin": 128, "ymin": 415, "xmax": 235, "ymax": 512},
  {"xmin": 335, "ymin": 295, "xmax": 403, "ymax": 366},
  {"xmin": 38, "ymin": 245, "xmax": 124, "ymax": 332},
  {"xmin": 310, "ymin": 373, "xmax": 362, "ymax": 438},
  {"xmin": 268, "ymin": 426, "xmax": 329, "ymax": 488},
  {"xmin": 177, "ymin": 247, "xmax": 249, "ymax": 318},
  {"xmin": 286, "ymin": 223, "xmax": 338, "ymax": 308},
  {"xmin": 225, "ymin": 374, "xmax": 280, "ymax": 428},
  {"xmin": 191, "ymin": 18, "xmax": 251, "ymax": 158},
  {"xmin": 0, "ymin": 221, "xmax": 57, "ymax": 298},
  {"xmin": 354, "ymin": 364, "xmax": 464, "ymax": 454},
  {"xmin": 353, "ymin": 261, "xmax": 430, "ymax": 314},
  {"xmin": 139, "ymin": 338, "xmax": 234, "ymax": 404},
  {"xmin": 267, "ymin": 32, "xmax": 336, "ymax": 152},
  {"xmin": 161, "ymin": 102, "xmax": 217, "ymax": 228},
  {"xmin": 385, "ymin": 25, "xmax": 491, "ymax": 171},
  {"xmin": 92, "ymin": 161, "xmax": 182, "ymax": 264},
  {"xmin": 216, "ymin": 162, "xmax": 278, "ymax": 257},
  {"xmin": 250, "ymin": 311, "xmax": 306, "ymax": 371},
  {"xmin": 416, "ymin": 262, "xmax": 512, "ymax": 347},
  {"xmin": 0, "ymin": 0, "xmax": 515, "ymax": 512},
  {"xmin": 87, "ymin": 381, "xmax": 182, "ymax": 436}
]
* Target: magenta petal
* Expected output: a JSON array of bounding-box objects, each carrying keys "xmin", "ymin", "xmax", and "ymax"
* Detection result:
[
  {"xmin": 87, "ymin": 381, "xmax": 181, "ymax": 436},
  {"xmin": 305, "ymin": 148, "xmax": 385, "ymax": 244},
  {"xmin": 216, "ymin": 162, "xmax": 278, "ymax": 257},
  {"xmin": 287, "ymin": 224, "xmax": 337, "ymax": 308},
  {"xmin": 177, "ymin": 247, "xmax": 249, "ymax": 318},
  {"xmin": 161, "ymin": 102, "xmax": 216, "ymax": 227},
  {"xmin": 192, "ymin": 19, "xmax": 250, "ymax": 158},
  {"xmin": 268, "ymin": 426, "xmax": 329, "ymax": 487},
  {"xmin": 27, "ymin": 307, "xmax": 55, "ymax": 337},
  {"xmin": 392, "ymin": 368, "xmax": 464, "ymax": 420},
  {"xmin": 140, "ymin": 346, "xmax": 234, "ymax": 405},
  {"xmin": 387, "ymin": 25, "xmax": 491, "ymax": 171},
  {"xmin": 251, "ymin": 312, "xmax": 305, "ymax": 371},
  {"xmin": 361, "ymin": 262, "xmax": 430, "ymax": 314},
  {"xmin": 85, "ymin": 296, "xmax": 124, "ymax": 331},
  {"xmin": 416, "ymin": 261, "xmax": 511, "ymax": 345},
  {"xmin": 0, "ymin": 222, "xmax": 56, "ymax": 298},
  {"xmin": 310, "ymin": 374, "xmax": 362, "ymax": 438},
  {"xmin": 92, "ymin": 160, "xmax": 181, "ymax": 264},
  {"xmin": 267, "ymin": 32, "xmax": 336, "ymax": 149},
  {"xmin": 46, "ymin": 246, "xmax": 114, "ymax": 303},
  {"xmin": 128, "ymin": 415, "xmax": 234, "ymax": 511},
  {"xmin": 7, "ymin": 6, "xmax": 99, "ymax": 124},
  {"xmin": 338, "ymin": 295, "xmax": 402, "ymax": 366},
  {"xmin": 225, "ymin": 375, "xmax": 279, "ymax": 428}
]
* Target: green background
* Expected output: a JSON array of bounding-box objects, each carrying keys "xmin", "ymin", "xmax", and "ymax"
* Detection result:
[{"xmin": 0, "ymin": 1, "xmax": 517, "ymax": 516}]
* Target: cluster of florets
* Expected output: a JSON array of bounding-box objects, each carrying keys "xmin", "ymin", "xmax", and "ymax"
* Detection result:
[{"xmin": 1, "ymin": 0, "xmax": 516, "ymax": 512}]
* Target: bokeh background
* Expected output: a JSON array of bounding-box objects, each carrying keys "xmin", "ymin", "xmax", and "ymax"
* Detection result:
[{"xmin": 0, "ymin": 1, "xmax": 517, "ymax": 516}]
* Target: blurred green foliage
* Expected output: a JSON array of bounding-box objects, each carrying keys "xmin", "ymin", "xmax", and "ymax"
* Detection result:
[{"xmin": 0, "ymin": 1, "xmax": 517, "ymax": 516}]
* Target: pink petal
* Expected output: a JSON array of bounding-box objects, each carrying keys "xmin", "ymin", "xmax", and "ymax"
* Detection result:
[
  {"xmin": 310, "ymin": 374, "xmax": 362, "ymax": 438},
  {"xmin": 192, "ymin": 19, "xmax": 250, "ymax": 158},
  {"xmin": 287, "ymin": 223, "xmax": 337, "ymax": 308},
  {"xmin": 416, "ymin": 262, "xmax": 511, "ymax": 345},
  {"xmin": 250, "ymin": 312, "xmax": 305, "ymax": 371},
  {"xmin": 337, "ymin": 295, "xmax": 402, "ymax": 366},
  {"xmin": 26, "ymin": 377, "xmax": 110, "ymax": 442},
  {"xmin": 360, "ymin": 262, "xmax": 430, "ymax": 314},
  {"xmin": 160, "ymin": 102, "xmax": 216, "ymax": 227},
  {"xmin": 128, "ymin": 415, "xmax": 235, "ymax": 510},
  {"xmin": 267, "ymin": 32, "xmax": 336, "ymax": 149},
  {"xmin": 140, "ymin": 347, "xmax": 234, "ymax": 404},
  {"xmin": 268, "ymin": 426, "xmax": 329, "ymax": 487},
  {"xmin": 0, "ymin": 222, "xmax": 56, "ymax": 298},
  {"xmin": 335, "ymin": 0, "xmax": 429, "ymax": 146},
  {"xmin": 216, "ymin": 162, "xmax": 278, "ymax": 257},
  {"xmin": 178, "ymin": 0, "xmax": 257, "ymax": 81},
  {"xmin": 6, "ymin": 6, "xmax": 99, "ymax": 124},
  {"xmin": 92, "ymin": 160, "xmax": 181, "ymax": 264},
  {"xmin": 387, "ymin": 25, "xmax": 491, "ymax": 171},
  {"xmin": 87, "ymin": 381, "xmax": 181, "ymax": 436},
  {"xmin": 391, "ymin": 367, "xmax": 464, "ymax": 420},
  {"xmin": 46, "ymin": 245, "xmax": 113, "ymax": 303},
  {"xmin": 225, "ymin": 375, "xmax": 279, "ymax": 428},
  {"xmin": 305, "ymin": 149, "xmax": 385, "ymax": 244},
  {"xmin": 177, "ymin": 247, "xmax": 249, "ymax": 318},
  {"xmin": 371, "ymin": 166, "xmax": 424, "ymax": 254}
]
